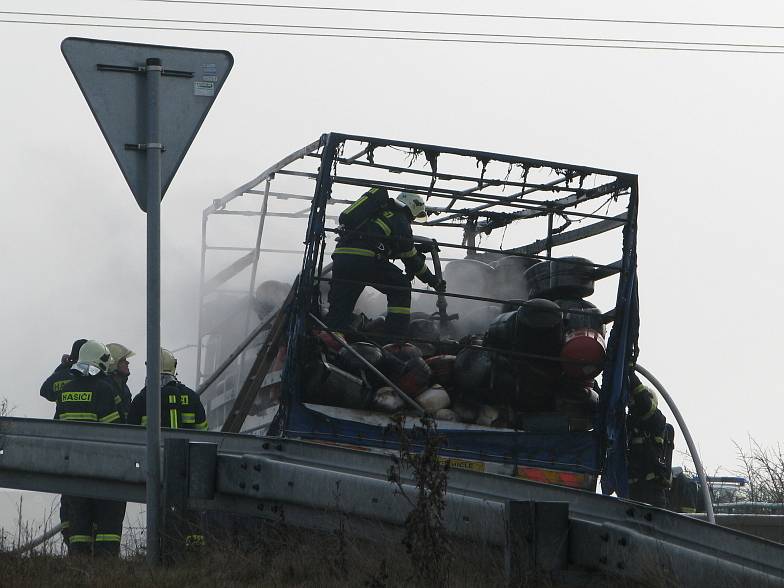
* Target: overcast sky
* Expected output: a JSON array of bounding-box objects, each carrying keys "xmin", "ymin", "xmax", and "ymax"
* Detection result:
[{"xmin": 2, "ymin": 0, "xmax": 784, "ymax": 479}]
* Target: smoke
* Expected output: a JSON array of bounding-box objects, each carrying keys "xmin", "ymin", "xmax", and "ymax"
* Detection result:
[
  {"xmin": 327, "ymin": 255, "xmax": 536, "ymax": 340},
  {"xmin": 434, "ymin": 257, "xmax": 532, "ymax": 339}
]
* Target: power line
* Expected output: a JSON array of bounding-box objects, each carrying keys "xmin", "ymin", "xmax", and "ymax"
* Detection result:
[
  {"xmin": 2, "ymin": 10, "xmax": 784, "ymax": 50},
  {"xmin": 136, "ymin": 0, "xmax": 784, "ymax": 31},
  {"xmin": 2, "ymin": 17, "xmax": 784, "ymax": 55}
]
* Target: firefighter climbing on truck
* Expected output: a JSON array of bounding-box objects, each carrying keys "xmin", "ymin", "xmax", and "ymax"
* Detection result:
[
  {"xmin": 627, "ymin": 372, "xmax": 675, "ymax": 507},
  {"xmin": 325, "ymin": 188, "xmax": 446, "ymax": 335}
]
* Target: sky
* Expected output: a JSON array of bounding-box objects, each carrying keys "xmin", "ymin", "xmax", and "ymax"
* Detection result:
[{"xmin": 2, "ymin": 0, "xmax": 784, "ymax": 486}]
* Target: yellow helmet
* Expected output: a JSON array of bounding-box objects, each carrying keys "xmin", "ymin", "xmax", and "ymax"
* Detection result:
[
  {"xmin": 106, "ymin": 343, "xmax": 135, "ymax": 373},
  {"xmin": 161, "ymin": 348, "xmax": 177, "ymax": 376},
  {"xmin": 78, "ymin": 340, "xmax": 111, "ymax": 373}
]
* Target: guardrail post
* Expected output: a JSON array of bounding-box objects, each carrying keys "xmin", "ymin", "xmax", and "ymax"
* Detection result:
[
  {"xmin": 188, "ymin": 442, "xmax": 217, "ymax": 500},
  {"xmin": 505, "ymin": 501, "xmax": 569, "ymax": 586},
  {"xmin": 162, "ymin": 438, "xmax": 189, "ymax": 564}
]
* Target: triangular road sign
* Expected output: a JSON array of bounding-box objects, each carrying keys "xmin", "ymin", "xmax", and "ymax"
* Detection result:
[{"xmin": 62, "ymin": 37, "xmax": 233, "ymax": 211}]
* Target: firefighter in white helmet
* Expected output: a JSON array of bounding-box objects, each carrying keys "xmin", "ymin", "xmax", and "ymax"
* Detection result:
[
  {"xmin": 128, "ymin": 348, "xmax": 208, "ymax": 548},
  {"xmin": 326, "ymin": 189, "xmax": 445, "ymax": 335},
  {"xmin": 54, "ymin": 340, "xmax": 125, "ymax": 557},
  {"xmin": 128, "ymin": 348, "xmax": 208, "ymax": 430}
]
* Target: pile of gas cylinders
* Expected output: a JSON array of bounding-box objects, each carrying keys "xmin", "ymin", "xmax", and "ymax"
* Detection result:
[{"xmin": 306, "ymin": 256, "xmax": 606, "ymax": 429}]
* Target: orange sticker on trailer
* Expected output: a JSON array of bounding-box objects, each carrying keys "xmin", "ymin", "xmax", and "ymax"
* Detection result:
[{"xmin": 516, "ymin": 466, "xmax": 595, "ymax": 490}]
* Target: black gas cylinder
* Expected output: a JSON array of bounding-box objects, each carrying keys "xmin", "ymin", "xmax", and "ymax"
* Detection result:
[
  {"xmin": 486, "ymin": 298, "xmax": 563, "ymax": 356},
  {"xmin": 337, "ymin": 342, "xmax": 384, "ymax": 375},
  {"xmin": 484, "ymin": 310, "xmax": 518, "ymax": 348},
  {"xmin": 453, "ymin": 346, "xmax": 493, "ymax": 403},
  {"xmin": 555, "ymin": 298, "xmax": 604, "ymax": 333},
  {"xmin": 524, "ymin": 257, "xmax": 595, "ymax": 300}
]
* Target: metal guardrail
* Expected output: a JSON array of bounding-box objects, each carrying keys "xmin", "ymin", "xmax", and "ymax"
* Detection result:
[{"xmin": 1, "ymin": 417, "xmax": 783, "ymax": 585}]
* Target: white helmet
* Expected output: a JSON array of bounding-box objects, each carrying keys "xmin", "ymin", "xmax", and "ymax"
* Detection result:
[
  {"xmin": 396, "ymin": 192, "xmax": 427, "ymax": 221},
  {"xmin": 161, "ymin": 348, "xmax": 177, "ymax": 376},
  {"xmin": 106, "ymin": 343, "xmax": 135, "ymax": 373},
  {"xmin": 77, "ymin": 340, "xmax": 111, "ymax": 373}
]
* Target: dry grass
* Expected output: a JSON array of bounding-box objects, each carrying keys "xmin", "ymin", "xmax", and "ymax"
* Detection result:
[
  {"xmin": 0, "ymin": 525, "xmax": 506, "ymax": 588},
  {"xmin": 0, "ymin": 520, "xmax": 666, "ymax": 588}
]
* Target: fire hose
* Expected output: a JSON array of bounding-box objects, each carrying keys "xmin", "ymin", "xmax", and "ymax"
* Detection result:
[
  {"xmin": 7, "ymin": 522, "xmax": 64, "ymax": 555},
  {"xmin": 635, "ymin": 363, "xmax": 716, "ymax": 525}
]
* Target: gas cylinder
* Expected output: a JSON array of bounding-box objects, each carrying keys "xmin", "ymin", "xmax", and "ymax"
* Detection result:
[
  {"xmin": 337, "ymin": 342, "xmax": 384, "ymax": 375},
  {"xmin": 524, "ymin": 257, "xmax": 595, "ymax": 300},
  {"xmin": 395, "ymin": 356, "xmax": 432, "ymax": 397},
  {"xmin": 417, "ymin": 385, "xmax": 451, "ymax": 414},
  {"xmin": 560, "ymin": 329, "xmax": 606, "ymax": 379},
  {"xmin": 555, "ymin": 298, "xmax": 606, "ymax": 379},
  {"xmin": 490, "ymin": 255, "xmax": 535, "ymax": 301},
  {"xmin": 485, "ymin": 298, "xmax": 563, "ymax": 357},
  {"xmin": 383, "ymin": 342, "xmax": 423, "ymax": 363},
  {"xmin": 373, "ymin": 387, "xmax": 404, "ymax": 413},
  {"xmin": 453, "ymin": 347, "xmax": 493, "ymax": 404},
  {"xmin": 426, "ymin": 354, "xmax": 456, "ymax": 388}
]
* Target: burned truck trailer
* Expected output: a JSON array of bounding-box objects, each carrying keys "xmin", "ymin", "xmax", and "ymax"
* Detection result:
[{"xmin": 196, "ymin": 133, "xmax": 639, "ymax": 497}]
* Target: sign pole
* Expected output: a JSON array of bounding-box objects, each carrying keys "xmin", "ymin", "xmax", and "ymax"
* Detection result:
[
  {"xmin": 61, "ymin": 39, "xmax": 233, "ymax": 561},
  {"xmin": 144, "ymin": 56, "xmax": 163, "ymax": 565}
]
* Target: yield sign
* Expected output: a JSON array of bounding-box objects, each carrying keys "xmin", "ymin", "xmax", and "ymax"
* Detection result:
[{"xmin": 61, "ymin": 37, "xmax": 233, "ymax": 211}]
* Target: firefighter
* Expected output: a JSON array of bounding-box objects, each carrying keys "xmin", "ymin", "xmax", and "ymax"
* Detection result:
[
  {"xmin": 55, "ymin": 340, "xmax": 126, "ymax": 557},
  {"xmin": 41, "ymin": 338, "xmax": 87, "ymax": 547},
  {"xmin": 326, "ymin": 189, "xmax": 445, "ymax": 335},
  {"xmin": 40, "ymin": 338, "xmax": 86, "ymax": 404},
  {"xmin": 128, "ymin": 348, "xmax": 208, "ymax": 550},
  {"xmin": 127, "ymin": 348, "xmax": 208, "ymax": 431},
  {"xmin": 106, "ymin": 343, "xmax": 135, "ymax": 422},
  {"xmin": 627, "ymin": 372, "xmax": 674, "ymax": 508}
]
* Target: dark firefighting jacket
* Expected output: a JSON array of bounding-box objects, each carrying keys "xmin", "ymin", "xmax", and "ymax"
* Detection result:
[
  {"xmin": 109, "ymin": 376, "xmax": 133, "ymax": 423},
  {"xmin": 128, "ymin": 379, "xmax": 208, "ymax": 430},
  {"xmin": 54, "ymin": 373, "xmax": 122, "ymax": 424},
  {"xmin": 627, "ymin": 377, "xmax": 671, "ymax": 486},
  {"xmin": 336, "ymin": 204, "xmax": 434, "ymax": 283},
  {"xmin": 40, "ymin": 363, "xmax": 79, "ymax": 402}
]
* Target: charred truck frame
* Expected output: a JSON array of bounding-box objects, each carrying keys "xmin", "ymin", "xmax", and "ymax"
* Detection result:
[{"xmin": 197, "ymin": 133, "xmax": 640, "ymax": 497}]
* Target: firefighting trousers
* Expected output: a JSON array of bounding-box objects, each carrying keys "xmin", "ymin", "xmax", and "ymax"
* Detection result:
[
  {"xmin": 62, "ymin": 495, "xmax": 126, "ymax": 557},
  {"xmin": 326, "ymin": 253, "xmax": 412, "ymax": 334},
  {"xmin": 59, "ymin": 496, "xmax": 71, "ymax": 544}
]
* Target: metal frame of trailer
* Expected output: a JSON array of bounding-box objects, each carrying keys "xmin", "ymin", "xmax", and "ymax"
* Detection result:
[{"xmin": 195, "ymin": 133, "xmax": 639, "ymax": 496}]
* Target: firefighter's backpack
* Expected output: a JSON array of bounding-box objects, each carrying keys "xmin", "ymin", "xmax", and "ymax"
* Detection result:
[{"xmin": 339, "ymin": 187, "xmax": 391, "ymax": 231}]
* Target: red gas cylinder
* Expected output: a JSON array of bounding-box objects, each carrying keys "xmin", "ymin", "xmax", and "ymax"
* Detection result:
[
  {"xmin": 396, "ymin": 357, "xmax": 432, "ymax": 397},
  {"xmin": 383, "ymin": 342, "xmax": 423, "ymax": 362},
  {"xmin": 560, "ymin": 329, "xmax": 606, "ymax": 379}
]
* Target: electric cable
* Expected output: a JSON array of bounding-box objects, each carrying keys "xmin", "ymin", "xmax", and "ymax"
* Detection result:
[
  {"xmin": 3, "ymin": 10, "xmax": 784, "ymax": 50},
  {"xmin": 136, "ymin": 0, "xmax": 784, "ymax": 32},
  {"xmin": 2, "ymin": 15, "xmax": 784, "ymax": 54}
]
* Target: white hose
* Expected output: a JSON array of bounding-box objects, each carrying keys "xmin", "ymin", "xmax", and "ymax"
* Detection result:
[
  {"xmin": 635, "ymin": 363, "xmax": 716, "ymax": 524},
  {"xmin": 8, "ymin": 523, "xmax": 64, "ymax": 555}
]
